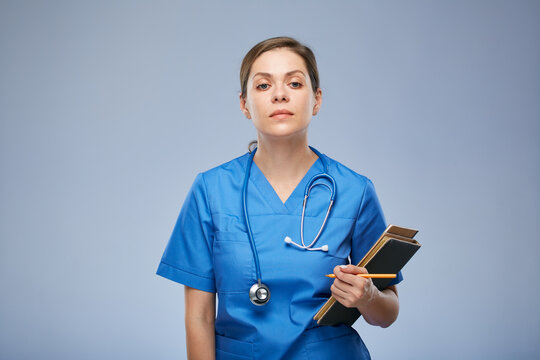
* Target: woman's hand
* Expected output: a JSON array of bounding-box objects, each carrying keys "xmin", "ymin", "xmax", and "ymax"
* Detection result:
[
  {"xmin": 330, "ymin": 265, "xmax": 378, "ymax": 309},
  {"xmin": 330, "ymin": 264, "xmax": 400, "ymax": 328}
]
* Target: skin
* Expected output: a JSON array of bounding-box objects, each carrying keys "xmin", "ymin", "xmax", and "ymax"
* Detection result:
[
  {"xmin": 239, "ymin": 48, "xmax": 323, "ymax": 203},
  {"xmin": 184, "ymin": 48, "xmax": 399, "ymax": 360},
  {"xmin": 184, "ymin": 286, "xmax": 215, "ymax": 360},
  {"xmin": 331, "ymin": 265, "xmax": 399, "ymax": 328}
]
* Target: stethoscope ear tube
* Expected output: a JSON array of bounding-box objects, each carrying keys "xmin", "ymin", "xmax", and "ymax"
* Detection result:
[
  {"xmin": 304, "ymin": 174, "xmax": 336, "ymax": 201},
  {"xmin": 299, "ymin": 197, "xmax": 333, "ymax": 251}
]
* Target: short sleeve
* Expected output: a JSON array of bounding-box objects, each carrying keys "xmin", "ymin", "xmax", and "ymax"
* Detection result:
[
  {"xmin": 350, "ymin": 179, "xmax": 403, "ymax": 287},
  {"xmin": 156, "ymin": 173, "xmax": 216, "ymax": 292}
]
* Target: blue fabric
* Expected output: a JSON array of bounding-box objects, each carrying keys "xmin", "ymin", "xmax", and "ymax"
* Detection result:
[{"xmin": 156, "ymin": 151, "xmax": 402, "ymax": 359}]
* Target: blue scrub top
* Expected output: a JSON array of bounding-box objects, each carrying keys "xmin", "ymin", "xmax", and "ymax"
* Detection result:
[{"xmin": 157, "ymin": 151, "xmax": 403, "ymax": 359}]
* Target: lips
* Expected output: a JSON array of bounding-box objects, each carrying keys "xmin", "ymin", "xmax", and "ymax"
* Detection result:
[{"xmin": 270, "ymin": 109, "xmax": 294, "ymax": 117}]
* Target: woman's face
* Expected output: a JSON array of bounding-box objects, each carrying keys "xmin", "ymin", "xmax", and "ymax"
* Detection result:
[{"xmin": 240, "ymin": 48, "xmax": 322, "ymax": 141}]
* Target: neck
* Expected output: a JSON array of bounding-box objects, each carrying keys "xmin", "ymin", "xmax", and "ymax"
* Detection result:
[{"xmin": 253, "ymin": 133, "xmax": 318, "ymax": 180}]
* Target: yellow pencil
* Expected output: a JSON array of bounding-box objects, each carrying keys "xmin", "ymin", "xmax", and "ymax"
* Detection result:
[{"xmin": 324, "ymin": 274, "xmax": 396, "ymax": 279}]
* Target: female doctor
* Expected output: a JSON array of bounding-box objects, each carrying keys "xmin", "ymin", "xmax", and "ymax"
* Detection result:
[{"xmin": 157, "ymin": 36, "xmax": 401, "ymax": 359}]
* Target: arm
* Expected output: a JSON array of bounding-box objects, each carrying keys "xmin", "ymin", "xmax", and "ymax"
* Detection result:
[
  {"xmin": 184, "ymin": 285, "xmax": 216, "ymax": 360},
  {"xmin": 330, "ymin": 265, "xmax": 399, "ymax": 328}
]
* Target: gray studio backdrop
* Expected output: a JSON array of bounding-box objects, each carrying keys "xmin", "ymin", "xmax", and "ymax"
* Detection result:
[{"xmin": 1, "ymin": 1, "xmax": 539, "ymax": 359}]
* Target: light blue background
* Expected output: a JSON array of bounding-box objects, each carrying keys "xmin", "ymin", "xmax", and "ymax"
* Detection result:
[{"xmin": 1, "ymin": 1, "xmax": 539, "ymax": 359}]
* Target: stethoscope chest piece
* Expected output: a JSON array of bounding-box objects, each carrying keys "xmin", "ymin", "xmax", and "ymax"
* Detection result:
[{"xmin": 249, "ymin": 282, "xmax": 270, "ymax": 306}]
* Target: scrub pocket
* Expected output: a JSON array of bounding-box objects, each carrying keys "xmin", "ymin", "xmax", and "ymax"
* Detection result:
[
  {"xmin": 215, "ymin": 334, "xmax": 253, "ymax": 360},
  {"xmin": 305, "ymin": 217, "xmax": 355, "ymax": 260},
  {"xmin": 305, "ymin": 332, "xmax": 371, "ymax": 359},
  {"xmin": 213, "ymin": 231, "xmax": 255, "ymax": 293}
]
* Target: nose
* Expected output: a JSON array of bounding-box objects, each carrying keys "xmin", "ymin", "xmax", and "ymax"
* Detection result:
[{"xmin": 272, "ymin": 83, "xmax": 289, "ymax": 103}]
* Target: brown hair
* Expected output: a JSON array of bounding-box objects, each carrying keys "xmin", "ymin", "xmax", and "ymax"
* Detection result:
[{"xmin": 239, "ymin": 36, "xmax": 320, "ymax": 99}]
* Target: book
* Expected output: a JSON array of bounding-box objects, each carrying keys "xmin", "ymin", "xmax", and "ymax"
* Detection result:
[{"xmin": 313, "ymin": 224, "xmax": 421, "ymax": 326}]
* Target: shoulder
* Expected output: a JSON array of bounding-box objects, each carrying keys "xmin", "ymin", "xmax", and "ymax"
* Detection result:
[
  {"xmin": 184, "ymin": 153, "xmax": 249, "ymax": 211},
  {"xmin": 195, "ymin": 152, "xmax": 250, "ymax": 189},
  {"xmin": 322, "ymin": 152, "xmax": 375, "ymax": 189},
  {"xmin": 320, "ymin": 152, "xmax": 381, "ymax": 217}
]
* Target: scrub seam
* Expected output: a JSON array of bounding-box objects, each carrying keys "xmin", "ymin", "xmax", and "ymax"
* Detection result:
[
  {"xmin": 210, "ymin": 211, "xmax": 355, "ymax": 221},
  {"xmin": 200, "ymin": 172, "xmax": 216, "ymax": 234},
  {"xmin": 350, "ymin": 179, "xmax": 369, "ymax": 244},
  {"xmin": 216, "ymin": 349, "xmax": 251, "ymax": 359},
  {"xmin": 160, "ymin": 259, "xmax": 214, "ymax": 280},
  {"xmin": 304, "ymin": 331, "xmax": 353, "ymax": 345}
]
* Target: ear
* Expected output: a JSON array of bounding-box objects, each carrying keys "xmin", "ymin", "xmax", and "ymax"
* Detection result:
[
  {"xmin": 312, "ymin": 88, "xmax": 322, "ymax": 116},
  {"xmin": 239, "ymin": 93, "xmax": 251, "ymax": 119}
]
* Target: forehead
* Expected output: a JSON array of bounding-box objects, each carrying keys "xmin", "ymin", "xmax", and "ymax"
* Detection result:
[{"xmin": 250, "ymin": 48, "xmax": 308, "ymax": 77}]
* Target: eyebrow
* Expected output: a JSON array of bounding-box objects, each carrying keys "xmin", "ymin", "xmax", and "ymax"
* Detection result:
[{"xmin": 251, "ymin": 70, "xmax": 307, "ymax": 80}]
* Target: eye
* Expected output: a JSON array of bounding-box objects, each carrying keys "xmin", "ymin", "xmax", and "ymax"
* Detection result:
[
  {"xmin": 290, "ymin": 82, "xmax": 302, "ymax": 88},
  {"xmin": 256, "ymin": 83, "xmax": 270, "ymax": 90}
]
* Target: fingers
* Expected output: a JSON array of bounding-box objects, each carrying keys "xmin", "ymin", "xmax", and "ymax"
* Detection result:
[
  {"xmin": 332, "ymin": 276, "xmax": 367, "ymax": 297},
  {"xmin": 331, "ymin": 265, "xmax": 374, "ymax": 308},
  {"xmin": 332, "ymin": 291, "xmax": 364, "ymax": 309},
  {"xmin": 331, "ymin": 280, "xmax": 357, "ymax": 308},
  {"xmin": 330, "ymin": 280, "xmax": 349, "ymax": 297},
  {"xmin": 333, "ymin": 265, "xmax": 368, "ymax": 276},
  {"xmin": 331, "ymin": 287, "xmax": 354, "ymax": 308},
  {"xmin": 333, "ymin": 265, "xmax": 369, "ymax": 286},
  {"xmin": 331, "ymin": 279, "xmax": 365, "ymax": 309},
  {"xmin": 338, "ymin": 265, "xmax": 368, "ymax": 274},
  {"xmin": 331, "ymin": 274, "xmax": 366, "ymax": 301}
]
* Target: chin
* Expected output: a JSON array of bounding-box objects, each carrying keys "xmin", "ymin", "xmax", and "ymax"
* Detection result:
[{"xmin": 260, "ymin": 126, "xmax": 308, "ymax": 140}]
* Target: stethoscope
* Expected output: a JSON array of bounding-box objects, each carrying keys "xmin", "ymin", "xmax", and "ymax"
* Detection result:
[{"xmin": 242, "ymin": 146, "xmax": 336, "ymax": 305}]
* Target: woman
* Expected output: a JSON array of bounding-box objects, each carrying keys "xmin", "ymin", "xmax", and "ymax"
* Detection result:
[{"xmin": 157, "ymin": 36, "xmax": 401, "ymax": 359}]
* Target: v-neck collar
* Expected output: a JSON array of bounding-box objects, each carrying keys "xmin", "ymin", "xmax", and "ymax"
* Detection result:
[{"xmin": 249, "ymin": 156, "xmax": 324, "ymax": 215}]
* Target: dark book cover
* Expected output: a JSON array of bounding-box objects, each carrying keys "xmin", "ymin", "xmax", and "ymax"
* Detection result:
[{"xmin": 315, "ymin": 232, "xmax": 421, "ymax": 326}]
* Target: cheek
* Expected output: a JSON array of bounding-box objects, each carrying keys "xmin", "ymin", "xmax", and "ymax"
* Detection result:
[
  {"xmin": 299, "ymin": 93, "xmax": 316, "ymax": 111},
  {"xmin": 300, "ymin": 99, "xmax": 315, "ymax": 118},
  {"xmin": 245, "ymin": 96, "xmax": 265, "ymax": 116}
]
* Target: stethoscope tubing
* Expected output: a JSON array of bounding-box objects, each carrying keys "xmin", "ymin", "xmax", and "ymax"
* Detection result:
[
  {"xmin": 242, "ymin": 148, "xmax": 263, "ymax": 282},
  {"xmin": 242, "ymin": 146, "xmax": 336, "ymax": 304}
]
